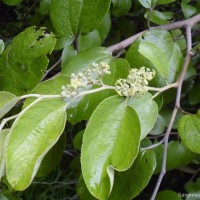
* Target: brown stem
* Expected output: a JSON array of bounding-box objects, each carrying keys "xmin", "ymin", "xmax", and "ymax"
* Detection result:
[
  {"xmin": 109, "ymin": 14, "xmax": 200, "ymax": 53},
  {"xmin": 150, "ymin": 26, "xmax": 192, "ymax": 200}
]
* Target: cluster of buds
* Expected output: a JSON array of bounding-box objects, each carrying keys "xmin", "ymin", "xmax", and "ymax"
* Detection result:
[
  {"xmin": 115, "ymin": 67, "xmax": 155, "ymax": 97},
  {"xmin": 61, "ymin": 62, "xmax": 111, "ymax": 100}
]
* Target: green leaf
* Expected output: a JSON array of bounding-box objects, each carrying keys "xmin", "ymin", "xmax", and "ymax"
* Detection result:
[
  {"xmin": 185, "ymin": 179, "xmax": 200, "ymax": 200},
  {"xmin": 181, "ymin": 2, "xmax": 196, "ymax": 18},
  {"xmin": 81, "ymin": 95, "xmax": 141, "ymax": 199},
  {"xmin": 154, "ymin": 141, "xmax": 197, "ymax": 174},
  {"xmin": 0, "ymin": 129, "xmax": 9, "ymax": 180},
  {"xmin": 0, "ymin": 192, "xmax": 22, "ymax": 200},
  {"xmin": 178, "ymin": 112, "xmax": 200, "ymax": 154},
  {"xmin": 97, "ymin": 13, "xmax": 111, "ymax": 41},
  {"xmin": 150, "ymin": 114, "xmax": 165, "ymax": 135},
  {"xmin": 50, "ymin": 0, "xmax": 112, "ymax": 38},
  {"xmin": 61, "ymin": 45, "xmax": 77, "ymax": 68},
  {"xmin": 145, "ymin": 10, "xmax": 173, "ymax": 25},
  {"xmin": 68, "ymin": 58, "xmax": 130, "ymax": 124},
  {"xmin": 156, "ymin": 190, "xmax": 182, "ymax": 200},
  {"xmin": 73, "ymin": 130, "xmax": 84, "ymax": 151},
  {"xmin": 1, "ymin": 0, "xmax": 23, "ymax": 6},
  {"xmin": 0, "ymin": 91, "xmax": 20, "ymax": 119},
  {"xmin": 189, "ymin": 85, "xmax": 200, "ymax": 105},
  {"xmin": 78, "ymin": 30, "xmax": 101, "ymax": 52},
  {"xmin": 6, "ymin": 99, "xmax": 67, "ymax": 190},
  {"xmin": 126, "ymin": 29, "xmax": 183, "ymax": 84},
  {"xmin": 108, "ymin": 150, "xmax": 156, "ymax": 200},
  {"xmin": 139, "ymin": 42, "xmax": 169, "ymax": 78},
  {"xmin": 112, "ymin": 0, "xmax": 132, "ymax": 17},
  {"xmin": 23, "ymin": 75, "xmax": 69, "ymax": 108},
  {"xmin": 139, "ymin": 0, "xmax": 157, "ymax": 8},
  {"xmin": 36, "ymin": 131, "xmax": 66, "ymax": 177},
  {"xmin": 0, "ymin": 39, "xmax": 4, "ymax": 55},
  {"xmin": 128, "ymin": 92, "xmax": 158, "ymax": 140},
  {"xmin": 61, "ymin": 47, "xmax": 112, "ymax": 75},
  {"xmin": 157, "ymin": 0, "xmax": 177, "ymax": 4},
  {"xmin": 0, "ymin": 27, "xmax": 56, "ymax": 95}
]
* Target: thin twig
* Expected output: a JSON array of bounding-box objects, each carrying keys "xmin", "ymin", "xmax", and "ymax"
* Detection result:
[
  {"xmin": 42, "ymin": 57, "xmax": 62, "ymax": 81},
  {"xmin": 141, "ymin": 139, "xmax": 164, "ymax": 151},
  {"xmin": 108, "ymin": 14, "xmax": 200, "ymax": 53},
  {"xmin": 150, "ymin": 26, "xmax": 192, "ymax": 200}
]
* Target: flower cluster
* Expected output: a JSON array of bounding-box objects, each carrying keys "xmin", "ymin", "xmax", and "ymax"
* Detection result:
[
  {"xmin": 61, "ymin": 62, "xmax": 111, "ymax": 100},
  {"xmin": 115, "ymin": 67, "xmax": 155, "ymax": 97}
]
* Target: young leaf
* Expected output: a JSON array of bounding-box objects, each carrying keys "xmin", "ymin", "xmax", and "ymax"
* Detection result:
[
  {"xmin": 0, "ymin": 129, "xmax": 9, "ymax": 180},
  {"xmin": 81, "ymin": 95, "xmax": 141, "ymax": 199},
  {"xmin": 0, "ymin": 27, "xmax": 56, "ymax": 95},
  {"xmin": 108, "ymin": 150, "xmax": 156, "ymax": 199},
  {"xmin": 178, "ymin": 112, "xmax": 200, "ymax": 154},
  {"xmin": 50, "ymin": 0, "xmax": 112, "ymax": 38},
  {"xmin": 6, "ymin": 99, "xmax": 67, "ymax": 190},
  {"xmin": 128, "ymin": 92, "xmax": 158, "ymax": 140},
  {"xmin": 61, "ymin": 47, "xmax": 112, "ymax": 75},
  {"xmin": 0, "ymin": 91, "xmax": 20, "ymax": 119}
]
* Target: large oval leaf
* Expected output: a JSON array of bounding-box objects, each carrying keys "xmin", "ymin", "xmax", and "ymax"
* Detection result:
[
  {"xmin": 128, "ymin": 92, "xmax": 158, "ymax": 140},
  {"xmin": 6, "ymin": 98, "xmax": 67, "ymax": 190},
  {"xmin": 50, "ymin": 0, "xmax": 111, "ymax": 38},
  {"xmin": 178, "ymin": 112, "xmax": 200, "ymax": 154},
  {"xmin": 108, "ymin": 150, "xmax": 156, "ymax": 200},
  {"xmin": 0, "ymin": 91, "xmax": 20, "ymax": 119},
  {"xmin": 81, "ymin": 95, "xmax": 141, "ymax": 199}
]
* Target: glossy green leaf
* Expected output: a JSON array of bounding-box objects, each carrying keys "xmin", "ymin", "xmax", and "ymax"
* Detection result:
[
  {"xmin": 126, "ymin": 29, "xmax": 183, "ymax": 84},
  {"xmin": 81, "ymin": 95, "xmax": 141, "ymax": 199},
  {"xmin": 157, "ymin": 0, "xmax": 177, "ymax": 4},
  {"xmin": 36, "ymin": 131, "xmax": 66, "ymax": 177},
  {"xmin": 0, "ymin": 39, "xmax": 4, "ymax": 55},
  {"xmin": 139, "ymin": 0, "xmax": 157, "ymax": 8},
  {"xmin": 156, "ymin": 190, "xmax": 182, "ymax": 200},
  {"xmin": 61, "ymin": 45, "xmax": 77, "ymax": 68},
  {"xmin": 68, "ymin": 58, "xmax": 130, "ymax": 124},
  {"xmin": 139, "ymin": 42, "xmax": 169, "ymax": 78},
  {"xmin": 0, "ymin": 129, "xmax": 9, "ymax": 180},
  {"xmin": 128, "ymin": 92, "xmax": 158, "ymax": 140},
  {"xmin": 145, "ymin": 10, "xmax": 173, "ymax": 25},
  {"xmin": 61, "ymin": 47, "xmax": 112, "ymax": 75},
  {"xmin": 178, "ymin": 112, "xmax": 200, "ymax": 154},
  {"xmin": 181, "ymin": 2, "xmax": 196, "ymax": 18},
  {"xmin": 150, "ymin": 114, "xmax": 165, "ymax": 135},
  {"xmin": 154, "ymin": 141, "xmax": 197, "ymax": 174},
  {"xmin": 0, "ymin": 91, "xmax": 20, "ymax": 119},
  {"xmin": 0, "ymin": 27, "xmax": 56, "ymax": 95},
  {"xmin": 1, "ymin": 0, "xmax": 23, "ymax": 6},
  {"xmin": 97, "ymin": 13, "xmax": 111, "ymax": 41},
  {"xmin": 50, "ymin": 0, "xmax": 112, "ymax": 38},
  {"xmin": 78, "ymin": 30, "xmax": 101, "ymax": 51},
  {"xmin": 6, "ymin": 99, "xmax": 67, "ymax": 190},
  {"xmin": 112, "ymin": 0, "xmax": 132, "ymax": 17},
  {"xmin": 108, "ymin": 150, "xmax": 156, "ymax": 200}
]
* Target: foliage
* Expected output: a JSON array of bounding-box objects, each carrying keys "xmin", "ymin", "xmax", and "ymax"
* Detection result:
[{"xmin": 0, "ymin": 0, "xmax": 200, "ymax": 200}]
